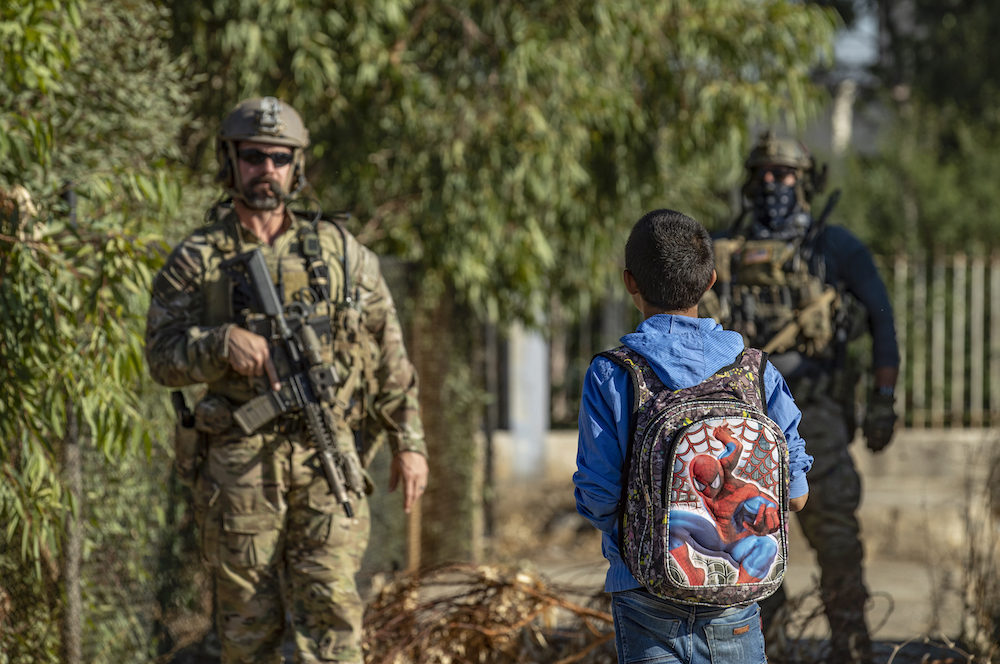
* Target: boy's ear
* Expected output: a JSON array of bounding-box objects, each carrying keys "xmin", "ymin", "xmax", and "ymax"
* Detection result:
[
  {"xmin": 705, "ymin": 269, "xmax": 717, "ymax": 292},
  {"xmin": 623, "ymin": 269, "xmax": 640, "ymax": 295}
]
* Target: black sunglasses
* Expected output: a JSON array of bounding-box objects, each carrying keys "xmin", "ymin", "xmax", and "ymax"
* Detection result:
[{"xmin": 238, "ymin": 148, "xmax": 294, "ymax": 167}]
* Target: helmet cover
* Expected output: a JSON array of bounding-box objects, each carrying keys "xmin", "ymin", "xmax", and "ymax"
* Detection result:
[
  {"xmin": 219, "ymin": 97, "xmax": 310, "ymax": 148},
  {"xmin": 216, "ymin": 97, "xmax": 310, "ymax": 203}
]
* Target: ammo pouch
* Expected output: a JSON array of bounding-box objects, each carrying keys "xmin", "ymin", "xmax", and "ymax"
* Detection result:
[
  {"xmin": 173, "ymin": 421, "xmax": 201, "ymax": 487},
  {"xmin": 195, "ymin": 392, "xmax": 235, "ymax": 434}
]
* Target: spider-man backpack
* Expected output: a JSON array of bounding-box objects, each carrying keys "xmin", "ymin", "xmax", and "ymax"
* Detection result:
[{"xmin": 599, "ymin": 346, "xmax": 789, "ymax": 606}]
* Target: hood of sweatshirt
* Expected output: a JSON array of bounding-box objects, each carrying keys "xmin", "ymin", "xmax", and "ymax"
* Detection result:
[{"xmin": 620, "ymin": 314, "xmax": 746, "ymax": 390}]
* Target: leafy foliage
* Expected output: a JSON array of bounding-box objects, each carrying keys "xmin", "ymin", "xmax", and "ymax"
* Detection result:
[
  {"xmin": 872, "ymin": 0, "xmax": 1000, "ymax": 122},
  {"xmin": 2, "ymin": 0, "xmax": 840, "ymax": 658},
  {"xmin": 0, "ymin": 1, "xmax": 195, "ymax": 660},
  {"xmin": 167, "ymin": 0, "xmax": 838, "ymax": 321},
  {"xmin": 831, "ymin": 1, "xmax": 1000, "ymax": 256},
  {"xmin": 835, "ymin": 105, "xmax": 1000, "ymax": 255}
]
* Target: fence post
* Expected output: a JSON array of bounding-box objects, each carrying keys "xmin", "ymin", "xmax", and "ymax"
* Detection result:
[
  {"xmin": 894, "ymin": 254, "xmax": 908, "ymax": 425},
  {"xmin": 991, "ymin": 253, "xmax": 1000, "ymax": 424},
  {"xmin": 951, "ymin": 253, "xmax": 966, "ymax": 427},
  {"xmin": 930, "ymin": 256, "xmax": 946, "ymax": 427},
  {"xmin": 912, "ymin": 261, "xmax": 927, "ymax": 429},
  {"xmin": 970, "ymin": 254, "xmax": 985, "ymax": 427}
]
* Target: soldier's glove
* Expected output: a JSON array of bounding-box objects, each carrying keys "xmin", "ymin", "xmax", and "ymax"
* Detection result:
[{"xmin": 863, "ymin": 389, "xmax": 897, "ymax": 453}]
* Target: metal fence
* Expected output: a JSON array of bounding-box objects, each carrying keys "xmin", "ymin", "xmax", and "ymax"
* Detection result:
[{"xmin": 890, "ymin": 252, "xmax": 1000, "ymax": 428}]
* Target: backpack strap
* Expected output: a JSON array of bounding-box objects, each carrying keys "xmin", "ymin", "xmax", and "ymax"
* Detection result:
[
  {"xmin": 710, "ymin": 349, "xmax": 747, "ymax": 377},
  {"xmin": 596, "ymin": 347, "xmax": 644, "ymax": 556},
  {"xmin": 711, "ymin": 347, "xmax": 771, "ymax": 416},
  {"xmin": 741, "ymin": 348, "xmax": 770, "ymax": 416},
  {"xmin": 596, "ymin": 346, "xmax": 654, "ymax": 415},
  {"xmin": 757, "ymin": 350, "xmax": 770, "ymax": 414}
]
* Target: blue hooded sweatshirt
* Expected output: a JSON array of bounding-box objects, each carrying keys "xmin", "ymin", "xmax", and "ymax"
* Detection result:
[{"xmin": 573, "ymin": 314, "xmax": 812, "ymax": 592}]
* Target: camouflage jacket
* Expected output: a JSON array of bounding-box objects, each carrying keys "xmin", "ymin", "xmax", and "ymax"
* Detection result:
[{"xmin": 145, "ymin": 207, "xmax": 427, "ymax": 457}]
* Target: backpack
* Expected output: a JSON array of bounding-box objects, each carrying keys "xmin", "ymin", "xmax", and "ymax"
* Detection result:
[{"xmin": 600, "ymin": 346, "xmax": 789, "ymax": 606}]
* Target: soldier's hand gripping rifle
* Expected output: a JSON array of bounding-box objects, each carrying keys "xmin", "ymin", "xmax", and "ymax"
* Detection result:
[
  {"xmin": 223, "ymin": 248, "xmax": 365, "ymax": 517},
  {"xmin": 761, "ymin": 286, "xmax": 839, "ymax": 355}
]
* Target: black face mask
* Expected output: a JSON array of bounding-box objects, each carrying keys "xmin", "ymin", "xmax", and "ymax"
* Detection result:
[{"xmin": 750, "ymin": 181, "xmax": 810, "ymax": 240}]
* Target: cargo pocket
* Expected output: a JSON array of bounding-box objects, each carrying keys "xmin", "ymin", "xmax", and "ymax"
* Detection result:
[
  {"xmin": 305, "ymin": 480, "xmax": 368, "ymax": 553},
  {"xmin": 304, "ymin": 481, "xmax": 341, "ymax": 547},
  {"xmin": 219, "ymin": 511, "xmax": 283, "ymax": 570}
]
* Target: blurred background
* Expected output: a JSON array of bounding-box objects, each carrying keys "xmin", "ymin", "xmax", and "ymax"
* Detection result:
[{"xmin": 2, "ymin": 0, "xmax": 1000, "ymax": 662}]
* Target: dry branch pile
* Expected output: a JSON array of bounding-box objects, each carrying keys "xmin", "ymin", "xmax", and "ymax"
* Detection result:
[{"xmin": 362, "ymin": 564, "xmax": 615, "ymax": 664}]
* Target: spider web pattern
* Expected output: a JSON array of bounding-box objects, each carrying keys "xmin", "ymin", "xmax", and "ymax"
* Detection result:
[
  {"xmin": 670, "ymin": 417, "xmax": 781, "ymax": 508},
  {"xmin": 667, "ymin": 541, "xmax": 788, "ymax": 586}
]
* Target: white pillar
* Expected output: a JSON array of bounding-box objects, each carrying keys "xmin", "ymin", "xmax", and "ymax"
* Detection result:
[
  {"xmin": 507, "ymin": 322, "xmax": 549, "ymax": 480},
  {"xmin": 831, "ymin": 78, "xmax": 857, "ymax": 157}
]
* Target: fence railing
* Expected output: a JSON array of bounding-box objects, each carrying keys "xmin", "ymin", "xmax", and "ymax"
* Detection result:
[{"xmin": 889, "ymin": 253, "xmax": 1000, "ymax": 428}]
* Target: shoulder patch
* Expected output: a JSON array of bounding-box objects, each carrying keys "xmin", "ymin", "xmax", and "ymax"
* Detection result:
[{"xmin": 152, "ymin": 237, "xmax": 207, "ymax": 302}]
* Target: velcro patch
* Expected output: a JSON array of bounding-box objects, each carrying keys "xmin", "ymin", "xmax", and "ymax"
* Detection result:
[{"xmin": 741, "ymin": 247, "xmax": 771, "ymax": 265}]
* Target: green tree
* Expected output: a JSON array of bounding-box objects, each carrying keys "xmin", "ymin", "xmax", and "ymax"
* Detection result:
[
  {"xmin": 168, "ymin": 0, "xmax": 837, "ymax": 319},
  {"xmin": 831, "ymin": 0, "xmax": 1000, "ymax": 255},
  {"xmin": 0, "ymin": 1, "xmax": 196, "ymax": 661},
  {"xmin": 871, "ymin": 0, "xmax": 1000, "ymax": 121},
  {"xmin": 837, "ymin": 108, "xmax": 1000, "ymax": 255}
]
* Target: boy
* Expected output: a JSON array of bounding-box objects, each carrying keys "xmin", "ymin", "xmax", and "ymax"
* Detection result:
[{"xmin": 573, "ymin": 209, "xmax": 812, "ymax": 663}]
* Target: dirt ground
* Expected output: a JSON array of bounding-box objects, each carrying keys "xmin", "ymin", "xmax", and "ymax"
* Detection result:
[
  {"xmin": 169, "ymin": 436, "xmax": 997, "ymax": 664},
  {"xmin": 486, "ymin": 478, "xmax": 982, "ymax": 664}
]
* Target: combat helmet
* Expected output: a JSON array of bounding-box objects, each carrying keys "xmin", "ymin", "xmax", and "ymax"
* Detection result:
[
  {"xmin": 216, "ymin": 97, "xmax": 310, "ymax": 203},
  {"xmin": 742, "ymin": 130, "xmax": 825, "ymax": 211}
]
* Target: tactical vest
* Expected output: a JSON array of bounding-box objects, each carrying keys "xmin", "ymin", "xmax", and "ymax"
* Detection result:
[
  {"xmin": 200, "ymin": 210, "xmax": 379, "ymax": 429},
  {"xmin": 711, "ymin": 236, "xmax": 840, "ymax": 359}
]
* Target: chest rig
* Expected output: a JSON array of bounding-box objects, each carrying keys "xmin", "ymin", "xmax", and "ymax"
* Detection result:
[
  {"xmin": 714, "ymin": 234, "xmax": 839, "ymax": 359},
  {"xmin": 204, "ymin": 212, "xmax": 379, "ymax": 429}
]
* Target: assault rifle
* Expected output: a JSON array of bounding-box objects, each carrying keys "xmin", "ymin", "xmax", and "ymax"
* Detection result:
[{"xmin": 222, "ymin": 248, "xmax": 365, "ymax": 517}]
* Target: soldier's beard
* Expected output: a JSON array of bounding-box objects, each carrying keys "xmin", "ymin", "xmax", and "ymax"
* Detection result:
[{"xmin": 241, "ymin": 176, "xmax": 284, "ymax": 210}]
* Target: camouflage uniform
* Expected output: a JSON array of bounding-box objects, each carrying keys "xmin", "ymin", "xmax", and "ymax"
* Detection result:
[
  {"xmin": 707, "ymin": 133, "xmax": 899, "ymax": 663},
  {"xmin": 146, "ymin": 209, "xmax": 426, "ymax": 664}
]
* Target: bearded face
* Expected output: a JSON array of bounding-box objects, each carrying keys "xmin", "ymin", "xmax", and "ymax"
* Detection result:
[
  {"xmin": 233, "ymin": 142, "xmax": 294, "ymax": 210},
  {"xmin": 241, "ymin": 175, "xmax": 284, "ymax": 210}
]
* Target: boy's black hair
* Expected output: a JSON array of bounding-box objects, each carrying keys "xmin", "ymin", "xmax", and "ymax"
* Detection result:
[{"xmin": 625, "ymin": 209, "xmax": 715, "ymax": 311}]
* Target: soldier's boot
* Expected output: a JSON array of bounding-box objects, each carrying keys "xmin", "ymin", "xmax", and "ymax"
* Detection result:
[{"xmin": 821, "ymin": 569, "xmax": 873, "ymax": 664}]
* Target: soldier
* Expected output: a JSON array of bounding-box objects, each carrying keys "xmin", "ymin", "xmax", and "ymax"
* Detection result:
[
  {"xmin": 145, "ymin": 97, "xmax": 428, "ymax": 664},
  {"xmin": 707, "ymin": 132, "xmax": 898, "ymax": 663}
]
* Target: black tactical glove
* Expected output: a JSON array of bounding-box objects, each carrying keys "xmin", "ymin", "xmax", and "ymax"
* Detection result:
[{"xmin": 863, "ymin": 389, "xmax": 897, "ymax": 452}]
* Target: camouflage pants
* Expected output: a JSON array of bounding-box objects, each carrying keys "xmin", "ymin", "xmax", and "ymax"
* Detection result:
[
  {"xmin": 760, "ymin": 392, "xmax": 872, "ymax": 661},
  {"xmin": 192, "ymin": 428, "xmax": 370, "ymax": 664}
]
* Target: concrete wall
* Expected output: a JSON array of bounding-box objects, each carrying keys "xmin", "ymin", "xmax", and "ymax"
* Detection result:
[{"xmin": 492, "ymin": 427, "xmax": 1000, "ymax": 559}]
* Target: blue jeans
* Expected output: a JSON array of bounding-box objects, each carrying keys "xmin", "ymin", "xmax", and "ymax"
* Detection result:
[{"xmin": 611, "ymin": 590, "xmax": 765, "ymax": 664}]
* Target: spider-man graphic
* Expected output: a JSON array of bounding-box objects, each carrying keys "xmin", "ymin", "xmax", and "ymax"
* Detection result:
[{"xmin": 668, "ymin": 424, "xmax": 780, "ymax": 585}]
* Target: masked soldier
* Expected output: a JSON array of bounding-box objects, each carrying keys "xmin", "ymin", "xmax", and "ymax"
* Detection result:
[
  {"xmin": 706, "ymin": 132, "xmax": 898, "ymax": 663},
  {"xmin": 145, "ymin": 97, "xmax": 429, "ymax": 664}
]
